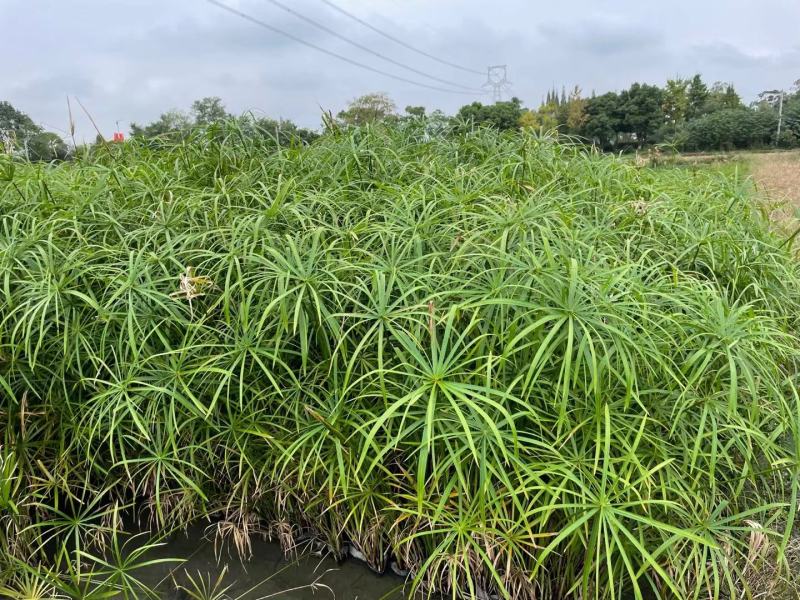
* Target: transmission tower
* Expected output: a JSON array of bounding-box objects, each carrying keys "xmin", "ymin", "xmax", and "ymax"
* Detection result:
[{"xmin": 483, "ymin": 65, "xmax": 511, "ymax": 102}]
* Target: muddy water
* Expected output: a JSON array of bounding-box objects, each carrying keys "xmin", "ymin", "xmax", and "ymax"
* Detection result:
[{"xmin": 136, "ymin": 525, "xmax": 409, "ymax": 599}]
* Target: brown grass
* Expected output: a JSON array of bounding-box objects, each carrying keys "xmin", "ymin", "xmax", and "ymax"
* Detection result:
[
  {"xmin": 748, "ymin": 151, "xmax": 800, "ymax": 225},
  {"xmin": 741, "ymin": 533, "xmax": 800, "ymax": 599}
]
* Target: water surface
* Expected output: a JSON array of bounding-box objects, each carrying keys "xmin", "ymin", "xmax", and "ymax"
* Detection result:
[{"xmin": 136, "ymin": 525, "xmax": 409, "ymax": 599}]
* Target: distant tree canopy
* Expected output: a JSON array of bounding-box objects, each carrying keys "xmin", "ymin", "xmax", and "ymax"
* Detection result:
[
  {"xmin": 581, "ymin": 92, "xmax": 621, "ymax": 149},
  {"xmin": 7, "ymin": 73, "xmax": 800, "ymax": 161},
  {"xmin": 456, "ymin": 97, "xmax": 525, "ymax": 130},
  {"xmin": 0, "ymin": 101, "xmax": 42, "ymax": 140},
  {"xmin": 783, "ymin": 91, "xmax": 800, "ymax": 147},
  {"xmin": 0, "ymin": 100, "xmax": 68, "ymax": 161},
  {"xmin": 516, "ymin": 74, "xmax": 795, "ymax": 151},
  {"xmin": 337, "ymin": 92, "xmax": 397, "ymax": 126},
  {"xmin": 191, "ymin": 96, "xmax": 229, "ymax": 125},
  {"xmin": 26, "ymin": 132, "xmax": 69, "ymax": 161},
  {"xmin": 130, "ymin": 96, "xmax": 229, "ymax": 138},
  {"xmin": 663, "ymin": 78, "xmax": 689, "ymax": 127},
  {"xmin": 129, "ymin": 97, "xmax": 318, "ymax": 146},
  {"xmin": 618, "ymin": 83, "xmax": 664, "ymax": 144},
  {"xmin": 404, "ymin": 105, "xmax": 426, "ymax": 118},
  {"xmin": 686, "ymin": 74, "xmax": 709, "ymax": 119},
  {"xmin": 130, "ymin": 109, "xmax": 192, "ymax": 138},
  {"xmin": 249, "ymin": 116, "xmax": 320, "ymax": 145},
  {"xmin": 684, "ymin": 108, "xmax": 777, "ymax": 151}
]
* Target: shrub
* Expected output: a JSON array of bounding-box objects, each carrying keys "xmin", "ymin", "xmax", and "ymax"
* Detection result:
[
  {"xmin": 24, "ymin": 131, "xmax": 69, "ymax": 161},
  {"xmin": 783, "ymin": 96, "xmax": 800, "ymax": 145},
  {"xmin": 685, "ymin": 108, "xmax": 778, "ymax": 151}
]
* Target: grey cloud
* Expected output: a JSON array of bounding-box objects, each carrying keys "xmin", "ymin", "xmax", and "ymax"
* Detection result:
[
  {"xmin": 112, "ymin": 15, "xmax": 317, "ymax": 59},
  {"xmin": 538, "ymin": 19, "xmax": 665, "ymax": 57},
  {"xmin": 699, "ymin": 43, "xmax": 800, "ymax": 71},
  {"xmin": 10, "ymin": 73, "xmax": 97, "ymax": 98},
  {"xmin": 691, "ymin": 42, "xmax": 776, "ymax": 69},
  {"xmin": 3, "ymin": 0, "xmax": 800, "ymax": 140}
]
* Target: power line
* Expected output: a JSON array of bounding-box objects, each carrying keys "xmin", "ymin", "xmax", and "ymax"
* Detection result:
[
  {"xmin": 262, "ymin": 0, "xmax": 480, "ymax": 92},
  {"xmin": 39, "ymin": 122, "xmax": 70, "ymax": 136},
  {"xmin": 204, "ymin": 0, "xmax": 481, "ymax": 96},
  {"xmin": 318, "ymin": 0, "xmax": 485, "ymax": 76}
]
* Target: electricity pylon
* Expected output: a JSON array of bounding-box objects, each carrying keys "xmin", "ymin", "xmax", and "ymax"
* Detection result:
[{"xmin": 483, "ymin": 65, "xmax": 511, "ymax": 102}]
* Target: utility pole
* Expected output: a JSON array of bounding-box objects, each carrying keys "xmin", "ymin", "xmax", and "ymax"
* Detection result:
[
  {"xmin": 483, "ymin": 65, "xmax": 511, "ymax": 102},
  {"xmin": 762, "ymin": 89, "xmax": 786, "ymax": 145}
]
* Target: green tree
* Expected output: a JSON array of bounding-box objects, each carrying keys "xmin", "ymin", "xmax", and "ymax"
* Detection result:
[
  {"xmin": 756, "ymin": 89, "xmax": 785, "ymax": 109},
  {"xmin": 337, "ymin": 93, "xmax": 397, "ymax": 126},
  {"xmin": 422, "ymin": 109, "xmax": 452, "ymax": 136},
  {"xmin": 518, "ymin": 110, "xmax": 538, "ymax": 129},
  {"xmin": 191, "ymin": 96, "xmax": 229, "ymax": 126},
  {"xmin": 544, "ymin": 96, "xmax": 562, "ymax": 128},
  {"xmin": 252, "ymin": 116, "xmax": 319, "ymax": 145},
  {"xmin": 456, "ymin": 97, "xmax": 525, "ymax": 131},
  {"xmin": 619, "ymin": 83, "xmax": 664, "ymax": 145},
  {"xmin": 130, "ymin": 110, "xmax": 192, "ymax": 138},
  {"xmin": 0, "ymin": 101, "xmax": 42, "ymax": 149},
  {"xmin": 26, "ymin": 132, "xmax": 69, "ymax": 161},
  {"xmin": 565, "ymin": 86, "xmax": 587, "ymax": 132},
  {"xmin": 545, "ymin": 88, "xmax": 562, "ymax": 108},
  {"xmin": 687, "ymin": 74, "xmax": 709, "ymax": 119},
  {"xmin": 782, "ymin": 94, "xmax": 800, "ymax": 146},
  {"xmin": 519, "ymin": 107, "xmax": 558, "ymax": 131},
  {"xmin": 754, "ymin": 80, "xmax": 800, "ymax": 148},
  {"xmin": 706, "ymin": 82, "xmax": 743, "ymax": 112},
  {"xmin": 404, "ymin": 105, "xmax": 426, "ymax": 119},
  {"xmin": 685, "ymin": 108, "xmax": 777, "ymax": 150},
  {"xmin": 663, "ymin": 78, "xmax": 689, "ymax": 127},
  {"xmin": 580, "ymin": 92, "xmax": 621, "ymax": 149}
]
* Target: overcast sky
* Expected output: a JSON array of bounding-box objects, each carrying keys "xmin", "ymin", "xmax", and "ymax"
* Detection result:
[{"xmin": 3, "ymin": 0, "xmax": 799, "ymax": 142}]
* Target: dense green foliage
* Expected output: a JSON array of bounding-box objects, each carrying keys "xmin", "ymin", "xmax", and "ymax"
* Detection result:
[
  {"xmin": 617, "ymin": 83, "xmax": 664, "ymax": 144},
  {"xmin": 129, "ymin": 96, "xmax": 229, "ymax": 137},
  {"xmin": 456, "ymin": 98, "xmax": 526, "ymax": 131},
  {"xmin": 130, "ymin": 96, "xmax": 319, "ymax": 146},
  {"xmin": 191, "ymin": 96, "xmax": 229, "ymax": 126},
  {"xmin": 130, "ymin": 108, "xmax": 193, "ymax": 138},
  {"xmin": 25, "ymin": 131, "xmax": 70, "ymax": 162},
  {"xmin": 0, "ymin": 101, "xmax": 42, "ymax": 140},
  {"xmin": 684, "ymin": 108, "xmax": 778, "ymax": 151},
  {"xmin": 686, "ymin": 75, "xmax": 710, "ymax": 120},
  {"xmin": 781, "ymin": 94, "xmax": 800, "ymax": 147},
  {"xmin": 0, "ymin": 101, "xmax": 68, "ymax": 161},
  {"xmin": 521, "ymin": 76, "xmax": 800, "ymax": 151},
  {"xmin": 2, "ymin": 124, "xmax": 800, "ymax": 599},
  {"xmin": 4, "ymin": 75, "xmax": 798, "ymax": 164},
  {"xmin": 336, "ymin": 92, "xmax": 398, "ymax": 126}
]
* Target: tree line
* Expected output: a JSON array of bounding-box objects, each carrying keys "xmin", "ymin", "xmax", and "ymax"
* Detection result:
[
  {"xmin": 507, "ymin": 75, "xmax": 800, "ymax": 151},
  {"xmin": 128, "ymin": 96, "xmax": 320, "ymax": 146},
  {"xmin": 0, "ymin": 101, "xmax": 69, "ymax": 161},
  {"xmin": 2, "ymin": 74, "xmax": 799, "ymax": 161}
]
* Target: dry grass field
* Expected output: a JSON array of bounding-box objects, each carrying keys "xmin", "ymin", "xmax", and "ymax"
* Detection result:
[
  {"xmin": 674, "ymin": 150, "xmax": 800, "ymax": 229},
  {"xmin": 745, "ymin": 150, "xmax": 800, "ymax": 228},
  {"xmin": 751, "ymin": 150, "xmax": 800, "ymax": 202}
]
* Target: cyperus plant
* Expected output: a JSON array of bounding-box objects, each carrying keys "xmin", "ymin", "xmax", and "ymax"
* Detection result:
[{"xmin": 1, "ymin": 120, "xmax": 799, "ymax": 598}]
